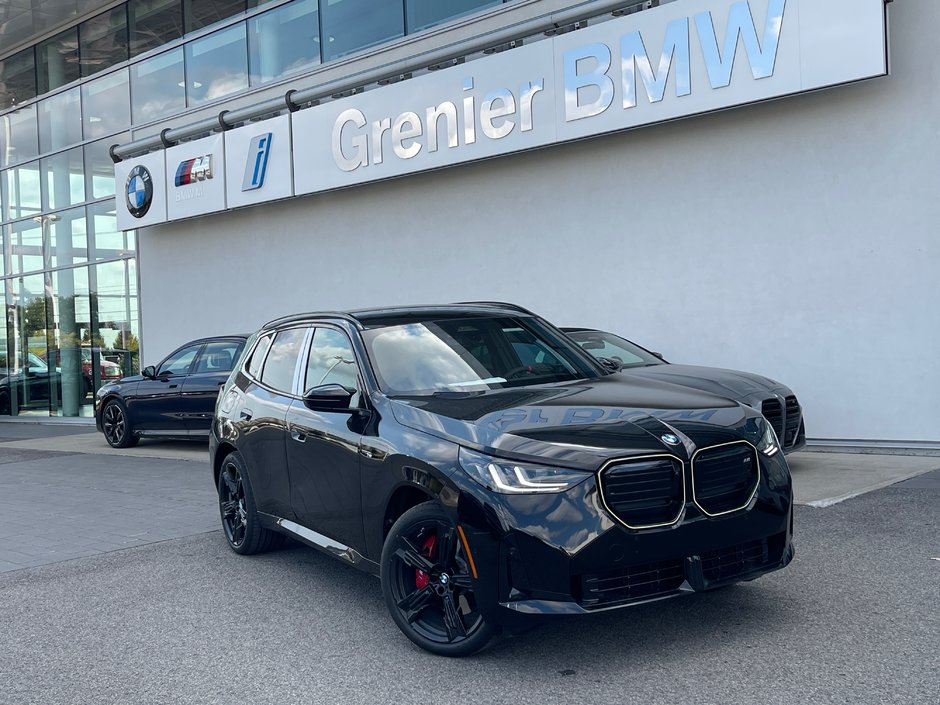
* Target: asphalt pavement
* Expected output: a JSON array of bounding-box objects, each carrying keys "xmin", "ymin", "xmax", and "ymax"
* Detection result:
[{"xmin": 0, "ymin": 421, "xmax": 937, "ymax": 704}]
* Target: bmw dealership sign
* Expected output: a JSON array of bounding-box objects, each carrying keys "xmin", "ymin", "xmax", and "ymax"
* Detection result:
[{"xmin": 115, "ymin": 0, "xmax": 888, "ymax": 230}]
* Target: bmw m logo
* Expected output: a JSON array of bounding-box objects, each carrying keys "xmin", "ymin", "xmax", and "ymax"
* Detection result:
[
  {"xmin": 175, "ymin": 155, "xmax": 213, "ymax": 187},
  {"xmin": 661, "ymin": 433, "xmax": 680, "ymax": 445},
  {"xmin": 125, "ymin": 165, "xmax": 153, "ymax": 219}
]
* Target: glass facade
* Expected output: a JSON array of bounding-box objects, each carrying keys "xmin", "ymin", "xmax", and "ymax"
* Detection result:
[{"xmin": 0, "ymin": 0, "xmax": 513, "ymax": 417}]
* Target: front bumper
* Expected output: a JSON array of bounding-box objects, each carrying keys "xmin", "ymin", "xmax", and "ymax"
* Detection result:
[{"xmin": 454, "ymin": 452, "xmax": 793, "ymax": 619}]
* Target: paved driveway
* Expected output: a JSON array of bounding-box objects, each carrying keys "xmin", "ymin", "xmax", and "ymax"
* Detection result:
[{"xmin": 0, "ymin": 422, "xmax": 937, "ymax": 704}]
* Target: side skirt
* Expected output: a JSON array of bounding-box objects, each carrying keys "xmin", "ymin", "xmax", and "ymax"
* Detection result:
[{"xmin": 259, "ymin": 512, "xmax": 379, "ymax": 574}]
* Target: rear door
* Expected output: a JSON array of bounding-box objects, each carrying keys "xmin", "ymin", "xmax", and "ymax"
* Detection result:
[
  {"xmin": 180, "ymin": 338, "xmax": 246, "ymax": 432},
  {"xmin": 235, "ymin": 328, "xmax": 306, "ymax": 519}
]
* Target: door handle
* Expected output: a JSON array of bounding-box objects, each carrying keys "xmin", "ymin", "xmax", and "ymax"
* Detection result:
[
  {"xmin": 239, "ymin": 409, "xmax": 253, "ymax": 421},
  {"xmin": 291, "ymin": 429, "xmax": 306, "ymax": 443}
]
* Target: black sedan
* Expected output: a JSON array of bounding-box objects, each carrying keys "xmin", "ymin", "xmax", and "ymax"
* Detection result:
[
  {"xmin": 95, "ymin": 335, "xmax": 246, "ymax": 448},
  {"xmin": 211, "ymin": 304, "xmax": 793, "ymax": 656},
  {"xmin": 563, "ymin": 327, "xmax": 805, "ymax": 453}
]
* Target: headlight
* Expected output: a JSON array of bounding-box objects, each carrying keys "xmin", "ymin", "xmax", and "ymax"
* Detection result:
[
  {"xmin": 757, "ymin": 418, "xmax": 780, "ymax": 457},
  {"xmin": 458, "ymin": 447, "xmax": 591, "ymax": 494}
]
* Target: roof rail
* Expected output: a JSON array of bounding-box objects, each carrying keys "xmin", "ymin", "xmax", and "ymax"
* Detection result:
[
  {"xmin": 452, "ymin": 301, "xmax": 537, "ymax": 315},
  {"xmin": 261, "ymin": 311, "xmax": 364, "ymax": 331}
]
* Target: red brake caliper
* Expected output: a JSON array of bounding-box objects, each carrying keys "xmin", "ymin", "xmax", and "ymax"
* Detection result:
[{"xmin": 415, "ymin": 534, "xmax": 436, "ymax": 589}]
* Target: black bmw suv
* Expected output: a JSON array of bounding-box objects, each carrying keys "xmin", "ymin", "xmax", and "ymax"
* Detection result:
[{"xmin": 211, "ymin": 304, "xmax": 793, "ymax": 656}]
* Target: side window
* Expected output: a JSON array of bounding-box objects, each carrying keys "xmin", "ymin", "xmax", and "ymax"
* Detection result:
[
  {"xmin": 259, "ymin": 328, "xmax": 306, "ymax": 393},
  {"xmin": 305, "ymin": 328, "xmax": 361, "ymax": 402},
  {"xmin": 193, "ymin": 340, "xmax": 245, "ymax": 374},
  {"xmin": 157, "ymin": 344, "xmax": 202, "ymax": 376},
  {"xmin": 246, "ymin": 334, "xmax": 273, "ymax": 379}
]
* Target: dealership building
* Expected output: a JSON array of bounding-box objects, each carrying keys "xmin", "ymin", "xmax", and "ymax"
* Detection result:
[{"xmin": 0, "ymin": 0, "xmax": 937, "ymax": 450}]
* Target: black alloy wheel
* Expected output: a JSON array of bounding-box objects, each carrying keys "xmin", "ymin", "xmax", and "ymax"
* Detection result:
[
  {"xmin": 381, "ymin": 502, "xmax": 497, "ymax": 656},
  {"xmin": 102, "ymin": 399, "xmax": 138, "ymax": 448},
  {"xmin": 217, "ymin": 451, "xmax": 281, "ymax": 555}
]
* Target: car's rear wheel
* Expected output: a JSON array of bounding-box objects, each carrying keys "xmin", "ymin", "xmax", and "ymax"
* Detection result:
[
  {"xmin": 217, "ymin": 451, "xmax": 281, "ymax": 555},
  {"xmin": 381, "ymin": 502, "xmax": 497, "ymax": 656},
  {"xmin": 102, "ymin": 399, "xmax": 138, "ymax": 448}
]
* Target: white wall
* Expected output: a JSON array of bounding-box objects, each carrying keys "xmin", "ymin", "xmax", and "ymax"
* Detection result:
[{"xmin": 139, "ymin": 1, "xmax": 939, "ymax": 445}]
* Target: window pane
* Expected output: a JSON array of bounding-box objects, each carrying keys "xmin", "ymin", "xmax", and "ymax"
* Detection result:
[
  {"xmin": 305, "ymin": 327, "xmax": 359, "ymax": 394},
  {"xmin": 406, "ymin": 0, "xmax": 500, "ymax": 33},
  {"xmin": 158, "ymin": 344, "xmax": 201, "ymax": 375},
  {"xmin": 184, "ymin": 23, "xmax": 248, "ymax": 106},
  {"xmin": 246, "ymin": 333, "xmax": 272, "ymax": 378},
  {"xmin": 41, "ymin": 147, "xmax": 85, "ymax": 211},
  {"xmin": 85, "ymin": 134, "xmax": 128, "ymax": 200},
  {"xmin": 320, "ymin": 0, "xmax": 404, "ymax": 61},
  {"xmin": 80, "ymin": 7, "xmax": 130, "ymax": 77},
  {"xmin": 129, "ymin": 0, "xmax": 184, "ymax": 57},
  {"xmin": 47, "ymin": 206, "xmax": 88, "ymax": 269},
  {"xmin": 49, "ymin": 265, "xmax": 93, "ymax": 416},
  {"xmin": 94, "ymin": 258, "xmax": 141, "ymax": 375},
  {"xmin": 0, "ymin": 48, "xmax": 38, "ymax": 110},
  {"xmin": 37, "ymin": 28, "xmax": 81, "ymax": 94},
  {"xmin": 260, "ymin": 327, "xmax": 305, "ymax": 392},
  {"xmin": 248, "ymin": 0, "xmax": 320, "ymax": 85},
  {"xmin": 82, "ymin": 69, "xmax": 131, "ymax": 139},
  {"xmin": 130, "ymin": 48, "xmax": 184, "ymax": 124},
  {"xmin": 0, "ymin": 104, "xmax": 39, "ymax": 169},
  {"xmin": 1, "ymin": 161, "xmax": 42, "ymax": 221},
  {"xmin": 194, "ymin": 340, "xmax": 245, "ymax": 373},
  {"xmin": 89, "ymin": 200, "xmax": 135, "ymax": 259},
  {"xmin": 184, "ymin": 0, "xmax": 246, "ymax": 33},
  {"xmin": 38, "ymin": 88, "xmax": 82, "ymax": 153},
  {"xmin": 7, "ymin": 218, "xmax": 44, "ymax": 274},
  {"xmin": 6, "ymin": 273, "xmax": 52, "ymax": 415}
]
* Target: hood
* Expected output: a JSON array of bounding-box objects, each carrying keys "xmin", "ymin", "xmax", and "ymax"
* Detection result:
[
  {"xmin": 620, "ymin": 364, "xmax": 791, "ymax": 407},
  {"xmin": 388, "ymin": 374, "xmax": 758, "ymax": 471}
]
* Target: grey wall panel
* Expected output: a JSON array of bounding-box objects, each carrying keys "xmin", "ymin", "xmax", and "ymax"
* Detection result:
[{"xmin": 139, "ymin": 1, "xmax": 939, "ymax": 444}]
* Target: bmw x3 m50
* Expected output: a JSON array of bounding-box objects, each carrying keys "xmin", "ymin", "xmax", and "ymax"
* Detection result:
[{"xmin": 211, "ymin": 304, "xmax": 793, "ymax": 656}]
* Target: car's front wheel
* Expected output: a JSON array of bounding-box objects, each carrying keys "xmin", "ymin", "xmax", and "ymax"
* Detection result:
[
  {"xmin": 217, "ymin": 451, "xmax": 281, "ymax": 555},
  {"xmin": 101, "ymin": 399, "xmax": 138, "ymax": 448},
  {"xmin": 381, "ymin": 502, "xmax": 497, "ymax": 656}
]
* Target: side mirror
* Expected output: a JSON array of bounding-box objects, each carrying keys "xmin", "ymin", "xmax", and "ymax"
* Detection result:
[
  {"xmin": 142, "ymin": 365, "xmax": 156, "ymax": 379},
  {"xmin": 598, "ymin": 357, "xmax": 622, "ymax": 372},
  {"xmin": 651, "ymin": 351, "xmax": 665, "ymax": 361},
  {"xmin": 303, "ymin": 384, "xmax": 357, "ymax": 412}
]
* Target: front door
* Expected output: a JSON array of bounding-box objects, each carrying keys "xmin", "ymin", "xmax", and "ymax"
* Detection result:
[
  {"xmin": 130, "ymin": 343, "xmax": 202, "ymax": 431},
  {"xmin": 287, "ymin": 326, "xmax": 366, "ymax": 552}
]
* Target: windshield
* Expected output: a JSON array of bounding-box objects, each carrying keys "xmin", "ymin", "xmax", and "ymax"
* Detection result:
[
  {"xmin": 361, "ymin": 315, "xmax": 601, "ymax": 396},
  {"xmin": 566, "ymin": 330, "xmax": 664, "ymax": 368}
]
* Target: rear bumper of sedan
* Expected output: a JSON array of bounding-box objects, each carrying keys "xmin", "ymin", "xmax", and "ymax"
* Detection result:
[{"xmin": 455, "ymin": 454, "xmax": 793, "ymax": 621}]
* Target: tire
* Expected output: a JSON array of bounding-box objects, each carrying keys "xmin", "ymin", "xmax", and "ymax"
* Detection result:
[
  {"xmin": 217, "ymin": 451, "xmax": 282, "ymax": 555},
  {"xmin": 101, "ymin": 399, "xmax": 139, "ymax": 448},
  {"xmin": 381, "ymin": 502, "xmax": 498, "ymax": 656}
]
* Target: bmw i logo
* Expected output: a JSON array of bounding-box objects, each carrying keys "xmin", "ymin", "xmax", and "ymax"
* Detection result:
[
  {"xmin": 661, "ymin": 433, "xmax": 680, "ymax": 445},
  {"xmin": 125, "ymin": 165, "xmax": 153, "ymax": 219}
]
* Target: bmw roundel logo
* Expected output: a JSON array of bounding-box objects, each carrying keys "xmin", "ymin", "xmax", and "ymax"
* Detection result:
[
  {"xmin": 125, "ymin": 164, "xmax": 153, "ymax": 219},
  {"xmin": 661, "ymin": 433, "xmax": 680, "ymax": 446}
]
